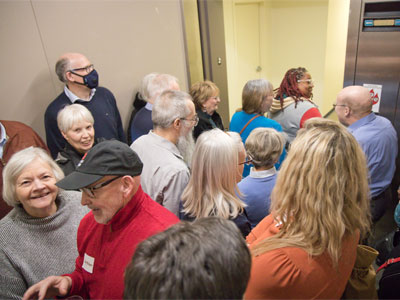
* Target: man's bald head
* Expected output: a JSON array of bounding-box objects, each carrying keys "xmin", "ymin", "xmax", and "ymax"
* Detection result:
[
  {"xmin": 338, "ymin": 86, "xmax": 372, "ymax": 116},
  {"xmin": 335, "ymin": 86, "xmax": 373, "ymax": 126},
  {"xmin": 55, "ymin": 53, "xmax": 90, "ymax": 83}
]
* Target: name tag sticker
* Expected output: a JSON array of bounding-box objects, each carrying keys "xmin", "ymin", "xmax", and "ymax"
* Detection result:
[{"xmin": 83, "ymin": 253, "xmax": 95, "ymax": 273}]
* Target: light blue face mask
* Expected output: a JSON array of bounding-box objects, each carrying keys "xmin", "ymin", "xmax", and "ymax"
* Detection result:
[{"xmin": 394, "ymin": 202, "xmax": 400, "ymax": 228}]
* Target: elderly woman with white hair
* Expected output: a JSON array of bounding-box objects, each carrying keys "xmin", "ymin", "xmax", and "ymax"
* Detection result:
[
  {"xmin": 56, "ymin": 103, "xmax": 99, "ymax": 176},
  {"xmin": 0, "ymin": 147, "xmax": 88, "ymax": 299},
  {"xmin": 180, "ymin": 128, "xmax": 251, "ymax": 237}
]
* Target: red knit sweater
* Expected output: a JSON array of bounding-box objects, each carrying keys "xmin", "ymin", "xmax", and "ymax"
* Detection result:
[{"xmin": 66, "ymin": 186, "xmax": 179, "ymax": 299}]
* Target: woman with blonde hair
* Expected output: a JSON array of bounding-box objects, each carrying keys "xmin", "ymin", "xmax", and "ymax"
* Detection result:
[
  {"xmin": 180, "ymin": 128, "xmax": 251, "ymax": 237},
  {"xmin": 189, "ymin": 80, "xmax": 224, "ymax": 140},
  {"xmin": 229, "ymin": 79, "xmax": 285, "ymax": 177},
  {"xmin": 245, "ymin": 118, "xmax": 371, "ymax": 299}
]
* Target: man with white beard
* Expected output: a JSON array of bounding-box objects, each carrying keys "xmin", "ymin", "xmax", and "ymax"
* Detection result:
[{"xmin": 131, "ymin": 90, "xmax": 197, "ymax": 216}]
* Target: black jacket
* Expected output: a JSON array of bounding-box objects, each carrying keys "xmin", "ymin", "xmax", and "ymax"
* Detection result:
[
  {"xmin": 55, "ymin": 138, "xmax": 104, "ymax": 176},
  {"xmin": 193, "ymin": 109, "xmax": 224, "ymax": 140}
]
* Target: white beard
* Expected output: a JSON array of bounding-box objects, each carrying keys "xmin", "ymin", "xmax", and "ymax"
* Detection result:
[{"xmin": 177, "ymin": 129, "xmax": 195, "ymax": 167}]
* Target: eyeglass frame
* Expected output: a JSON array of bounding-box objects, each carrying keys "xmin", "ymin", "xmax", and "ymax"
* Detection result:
[
  {"xmin": 80, "ymin": 176, "xmax": 121, "ymax": 198},
  {"xmin": 297, "ymin": 79, "xmax": 314, "ymax": 84},
  {"xmin": 239, "ymin": 157, "xmax": 253, "ymax": 166},
  {"xmin": 180, "ymin": 114, "xmax": 199, "ymax": 126},
  {"xmin": 68, "ymin": 64, "xmax": 94, "ymax": 74}
]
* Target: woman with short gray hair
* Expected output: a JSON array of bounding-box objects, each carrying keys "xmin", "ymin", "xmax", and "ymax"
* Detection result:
[
  {"xmin": 56, "ymin": 103, "xmax": 98, "ymax": 175},
  {"xmin": 238, "ymin": 128, "xmax": 285, "ymax": 228},
  {"xmin": 0, "ymin": 147, "xmax": 88, "ymax": 299},
  {"xmin": 229, "ymin": 79, "xmax": 286, "ymax": 177}
]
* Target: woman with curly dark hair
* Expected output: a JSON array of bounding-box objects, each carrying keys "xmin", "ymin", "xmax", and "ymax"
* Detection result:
[{"xmin": 269, "ymin": 67, "xmax": 321, "ymax": 144}]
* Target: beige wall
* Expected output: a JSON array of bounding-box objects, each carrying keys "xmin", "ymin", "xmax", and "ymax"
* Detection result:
[
  {"xmin": 182, "ymin": 0, "xmax": 204, "ymax": 85},
  {"xmin": 322, "ymin": 0, "xmax": 350, "ymax": 116},
  {"xmin": 223, "ymin": 0, "xmax": 349, "ymax": 120},
  {"xmin": 224, "ymin": 0, "xmax": 329, "ymax": 119},
  {"xmin": 266, "ymin": 0, "xmax": 329, "ymax": 110},
  {"xmin": 0, "ymin": 0, "xmax": 188, "ymax": 141}
]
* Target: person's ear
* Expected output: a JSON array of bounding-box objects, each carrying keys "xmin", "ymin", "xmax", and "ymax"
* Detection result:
[
  {"xmin": 65, "ymin": 71, "xmax": 74, "ymax": 82},
  {"xmin": 61, "ymin": 131, "xmax": 69, "ymax": 141},
  {"xmin": 173, "ymin": 118, "xmax": 181, "ymax": 130},
  {"xmin": 120, "ymin": 176, "xmax": 138, "ymax": 197},
  {"xmin": 344, "ymin": 106, "xmax": 351, "ymax": 117}
]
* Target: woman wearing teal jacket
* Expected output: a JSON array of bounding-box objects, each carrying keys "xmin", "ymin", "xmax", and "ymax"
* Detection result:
[{"xmin": 229, "ymin": 78, "xmax": 286, "ymax": 178}]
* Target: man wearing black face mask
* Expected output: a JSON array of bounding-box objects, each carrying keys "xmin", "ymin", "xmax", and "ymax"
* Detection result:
[{"xmin": 44, "ymin": 52, "xmax": 126, "ymax": 158}]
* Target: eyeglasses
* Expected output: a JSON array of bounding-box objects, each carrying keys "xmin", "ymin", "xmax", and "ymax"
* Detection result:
[
  {"xmin": 69, "ymin": 64, "xmax": 94, "ymax": 74},
  {"xmin": 181, "ymin": 115, "xmax": 199, "ymax": 126},
  {"xmin": 332, "ymin": 104, "xmax": 347, "ymax": 108},
  {"xmin": 80, "ymin": 176, "xmax": 121, "ymax": 198},
  {"xmin": 239, "ymin": 157, "xmax": 253, "ymax": 166},
  {"xmin": 297, "ymin": 79, "xmax": 314, "ymax": 84}
]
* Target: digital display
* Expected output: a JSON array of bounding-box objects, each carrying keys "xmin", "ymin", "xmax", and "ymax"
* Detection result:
[{"xmin": 374, "ymin": 19, "xmax": 395, "ymax": 26}]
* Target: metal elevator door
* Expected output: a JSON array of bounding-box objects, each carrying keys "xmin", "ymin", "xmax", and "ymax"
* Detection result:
[
  {"xmin": 344, "ymin": 0, "xmax": 400, "ymax": 130},
  {"xmin": 344, "ymin": 0, "xmax": 400, "ymax": 210}
]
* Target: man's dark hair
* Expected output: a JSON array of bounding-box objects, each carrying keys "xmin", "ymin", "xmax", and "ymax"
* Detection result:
[{"xmin": 124, "ymin": 217, "xmax": 251, "ymax": 299}]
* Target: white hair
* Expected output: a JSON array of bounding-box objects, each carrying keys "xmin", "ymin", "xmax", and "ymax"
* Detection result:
[
  {"xmin": 226, "ymin": 131, "xmax": 243, "ymax": 154},
  {"xmin": 152, "ymin": 90, "xmax": 192, "ymax": 129},
  {"xmin": 142, "ymin": 73, "xmax": 179, "ymax": 102},
  {"xmin": 57, "ymin": 104, "xmax": 94, "ymax": 133},
  {"xmin": 3, "ymin": 147, "xmax": 64, "ymax": 207}
]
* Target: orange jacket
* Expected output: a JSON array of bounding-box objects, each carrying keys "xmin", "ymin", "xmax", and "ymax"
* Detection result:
[{"xmin": 245, "ymin": 215, "xmax": 358, "ymax": 299}]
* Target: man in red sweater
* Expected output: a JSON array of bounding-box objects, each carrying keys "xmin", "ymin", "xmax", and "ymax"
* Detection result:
[{"xmin": 23, "ymin": 140, "xmax": 179, "ymax": 300}]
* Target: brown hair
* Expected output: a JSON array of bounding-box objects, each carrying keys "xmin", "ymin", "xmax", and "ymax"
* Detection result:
[
  {"xmin": 124, "ymin": 217, "xmax": 251, "ymax": 299},
  {"xmin": 242, "ymin": 79, "xmax": 273, "ymax": 114}
]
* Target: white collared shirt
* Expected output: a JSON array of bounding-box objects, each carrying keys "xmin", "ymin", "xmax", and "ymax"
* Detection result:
[
  {"xmin": 145, "ymin": 102, "xmax": 153, "ymax": 111},
  {"xmin": 0, "ymin": 122, "xmax": 6, "ymax": 159},
  {"xmin": 249, "ymin": 166, "xmax": 277, "ymax": 179},
  {"xmin": 64, "ymin": 86, "xmax": 96, "ymax": 103}
]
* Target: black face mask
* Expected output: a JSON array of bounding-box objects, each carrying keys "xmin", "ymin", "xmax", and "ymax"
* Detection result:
[{"xmin": 70, "ymin": 69, "xmax": 99, "ymax": 89}]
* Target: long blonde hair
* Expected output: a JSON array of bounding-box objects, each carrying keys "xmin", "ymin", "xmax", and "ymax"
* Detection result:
[
  {"xmin": 181, "ymin": 129, "xmax": 245, "ymax": 219},
  {"xmin": 252, "ymin": 119, "xmax": 371, "ymax": 266}
]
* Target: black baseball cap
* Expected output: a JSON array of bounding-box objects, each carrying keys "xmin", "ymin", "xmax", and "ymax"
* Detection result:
[{"xmin": 56, "ymin": 140, "xmax": 143, "ymax": 190}]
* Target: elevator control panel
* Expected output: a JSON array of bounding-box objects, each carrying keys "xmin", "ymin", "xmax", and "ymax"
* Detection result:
[
  {"xmin": 364, "ymin": 19, "xmax": 400, "ymax": 27},
  {"xmin": 363, "ymin": 1, "xmax": 400, "ymax": 31}
]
